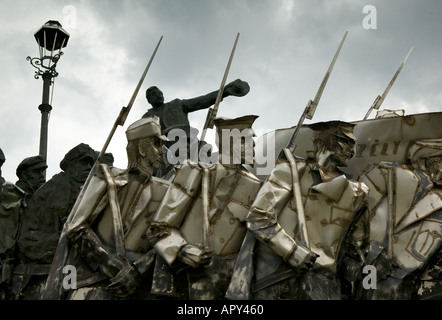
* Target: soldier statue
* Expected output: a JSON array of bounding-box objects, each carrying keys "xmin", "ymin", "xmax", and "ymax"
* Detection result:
[
  {"xmin": 242, "ymin": 120, "xmax": 368, "ymax": 300},
  {"xmin": 143, "ymin": 80, "xmax": 250, "ymax": 178},
  {"xmin": 146, "ymin": 115, "xmax": 263, "ymax": 299},
  {"xmin": 59, "ymin": 116, "xmax": 171, "ymax": 300},
  {"xmin": 143, "ymin": 79, "xmax": 250, "ymax": 140},
  {"xmin": 13, "ymin": 143, "xmax": 96, "ymax": 299},
  {"xmin": 356, "ymin": 138, "xmax": 442, "ymax": 299},
  {"xmin": 0, "ymin": 148, "xmax": 26, "ymax": 300}
]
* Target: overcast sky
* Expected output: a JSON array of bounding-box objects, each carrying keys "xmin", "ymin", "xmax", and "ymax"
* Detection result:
[{"xmin": 0, "ymin": 0, "xmax": 441, "ymax": 182}]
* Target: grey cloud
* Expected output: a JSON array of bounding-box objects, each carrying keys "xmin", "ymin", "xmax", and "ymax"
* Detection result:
[{"xmin": 0, "ymin": 0, "xmax": 441, "ymax": 182}]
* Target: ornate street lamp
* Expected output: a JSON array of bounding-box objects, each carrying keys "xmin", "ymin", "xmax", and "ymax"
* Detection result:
[{"xmin": 27, "ymin": 20, "xmax": 70, "ymax": 178}]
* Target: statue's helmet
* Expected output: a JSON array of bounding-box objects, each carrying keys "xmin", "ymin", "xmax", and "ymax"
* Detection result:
[
  {"xmin": 60, "ymin": 143, "xmax": 96, "ymax": 171},
  {"xmin": 16, "ymin": 155, "xmax": 47, "ymax": 179},
  {"xmin": 125, "ymin": 116, "xmax": 169, "ymax": 142}
]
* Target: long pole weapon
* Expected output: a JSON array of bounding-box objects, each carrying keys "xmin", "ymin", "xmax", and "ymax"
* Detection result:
[
  {"xmin": 283, "ymin": 30, "xmax": 348, "ymax": 249},
  {"xmin": 363, "ymin": 46, "xmax": 413, "ymax": 120},
  {"xmin": 99, "ymin": 36, "xmax": 164, "ymax": 159},
  {"xmin": 199, "ymin": 33, "xmax": 240, "ymax": 248},
  {"xmin": 284, "ymin": 30, "xmax": 348, "ymax": 156},
  {"xmin": 41, "ymin": 36, "xmax": 163, "ymax": 299},
  {"xmin": 226, "ymin": 32, "xmax": 349, "ymax": 296},
  {"xmin": 199, "ymin": 32, "xmax": 240, "ymax": 144}
]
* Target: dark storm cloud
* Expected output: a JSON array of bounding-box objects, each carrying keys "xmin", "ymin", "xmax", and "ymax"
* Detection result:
[{"xmin": 0, "ymin": 0, "xmax": 441, "ymax": 182}]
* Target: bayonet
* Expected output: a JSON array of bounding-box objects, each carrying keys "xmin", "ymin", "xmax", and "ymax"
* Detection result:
[
  {"xmin": 200, "ymin": 32, "xmax": 240, "ymax": 143},
  {"xmin": 363, "ymin": 46, "xmax": 413, "ymax": 120},
  {"xmin": 281, "ymin": 31, "xmax": 348, "ymax": 250},
  {"xmin": 98, "ymin": 36, "xmax": 163, "ymax": 159},
  {"xmin": 285, "ymin": 30, "xmax": 348, "ymax": 155},
  {"xmin": 42, "ymin": 36, "xmax": 163, "ymax": 299},
  {"xmin": 198, "ymin": 34, "xmax": 240, "ymax": 249}
]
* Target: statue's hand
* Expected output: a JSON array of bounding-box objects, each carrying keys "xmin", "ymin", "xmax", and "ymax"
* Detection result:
[
  {"xmin": 99, "ymin": 254, "xmax": 126, "ymax": 279},
  {"xmin": 177, "ymin": 244, "xmax": 212, "ymax": 268},
  {"xmin": 224, "ymin": 79, "xmax": 250, "ymax": 97},
  {"xmin": 287, "ymin": 246, "xmax": 318, "ymax": 271},
  {"xmin": 106, "ymin": 263, "xmax": 142, "ymax": 298},
  {"xmin": 299, "ymin": 252, "xmax": 318, "ymax": 271}
]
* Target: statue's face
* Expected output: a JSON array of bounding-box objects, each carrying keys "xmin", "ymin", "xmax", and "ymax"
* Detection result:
[
  {"xmin": 425, "ymin": 156, "xmax": 442, "ymax": 186},
  {"xmin": 146, "ymin": 87, "xmax": 164, "ymax": 107},
  {"xmin": 333, "ymin": 138, "xmax": 355, "ymax": 167},
  {"xmin": 314, "ymin": 134, "xmax": 355, "ymax": 169},
  {"xmin": 22, "ymin": 166, "xmax": 47, "ymax": 190},
  {"xmin": 139, "ymin": 137, "xmax": 164, "ymax": 169},
  {"xmin": 333, "ymin": 139, "xmax": 355, "ymax": 167},
  {"xmin": 67, "ymin": 158, "xmax": 94, "ymax": 183}
]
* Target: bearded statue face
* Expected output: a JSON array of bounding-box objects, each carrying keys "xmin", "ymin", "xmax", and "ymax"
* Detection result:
[
  {"xmin": 126, "ymin": 136, "xmax": 164, "ymax": 173},
  {"xmin": 314, "ymin": 134, "xmax": 355, "ymax": 169},
  {"xmin": 139, "ymin": 136, "xmax": 164, "ymax": 169},
  {"xmin": 333, "ymin": 138, "xmax": 355, "ymax": 167}
]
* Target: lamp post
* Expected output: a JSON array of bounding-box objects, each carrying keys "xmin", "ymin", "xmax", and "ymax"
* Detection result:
[{"xmin": 27, "ymin": 20, "xmax": 70, "ymax": 178}]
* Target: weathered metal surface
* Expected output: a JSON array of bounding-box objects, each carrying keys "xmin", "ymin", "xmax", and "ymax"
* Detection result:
[
  {"xmin": 245, "ymin": 120, "xmax": 368, "ymax": 300},
  {"xmin": 358, "ymin": 160, "xmax": 442, "ymax": 299},
  {"xmin": 252, "ymin": 112, "xmax": 442, "ymax": 180}
]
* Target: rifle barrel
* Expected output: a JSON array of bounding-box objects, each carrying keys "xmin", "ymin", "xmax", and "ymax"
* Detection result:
[
  {"xmin": 363, "ymin": 46, "xmax": 413, "ymax": 120},
  {"xmin": 309, "ymin": 30, "xmax": 348, "ymax": 117},
  {"xmin": 98, "ymin": 36, "xmax": 163, "ymax": 159},
  {"xmin": 286, "ymin": 30, "xmax": 348, "ymax": 154},
  {"xmin": 200, "ymin": 33, "xmax": 240, "ymax": 143},
  {"xmin": 212, "ymin": 32, "xmax": 240, "ymax": 119}
]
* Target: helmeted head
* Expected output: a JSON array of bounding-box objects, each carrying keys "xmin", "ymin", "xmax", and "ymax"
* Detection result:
[
  {"xmin": 213, "ymin": 114, "xmax": 258, "ymax": 166},
  {"xmin": 60, "ymin": 143, "xmax": 96, "ymax": 183},
  {"xmin": 408, "ymin": 138, "xmax": 442, "ymax": 186},
  {"xmin": 125, "ymin": 116, "xmax": 169, "ymax": 170},
  {"xmin": 307, "ymin": 120, "xmax": 356, "ymax": 168},
  {"xmin": 16, "ymin": 155, "xmax": 47, "ymax": 192},
  {"xmin": 146, "ymin": 86, "xmax": 164, "ymax": 108}
]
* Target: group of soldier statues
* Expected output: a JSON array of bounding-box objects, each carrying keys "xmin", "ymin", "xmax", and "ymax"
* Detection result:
[{"xmin": 1, "ymin": 79, "xmax": 441, "ymax": 301}]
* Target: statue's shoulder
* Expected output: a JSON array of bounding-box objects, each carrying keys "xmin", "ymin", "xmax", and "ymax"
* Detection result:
[
  {"xmin": 1, "ymin": 181, "xmax": 25, "ymax": 202},
  {"xmin": 143, "ymin": 105, "xmax": 165, "ymax": 118}
]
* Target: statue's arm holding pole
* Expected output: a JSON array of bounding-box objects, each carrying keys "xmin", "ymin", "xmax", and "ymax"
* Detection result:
[
  {"xmin": 282, "ymin": 30, "xmax": 348, "ymax": 249},
  {"xmin": 245, "ymin": 32, "xmax": 348, "ymax": 293},
  {"xmin": 229, "ymin": 31, "xmax": 348, "ymax": 299}
]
